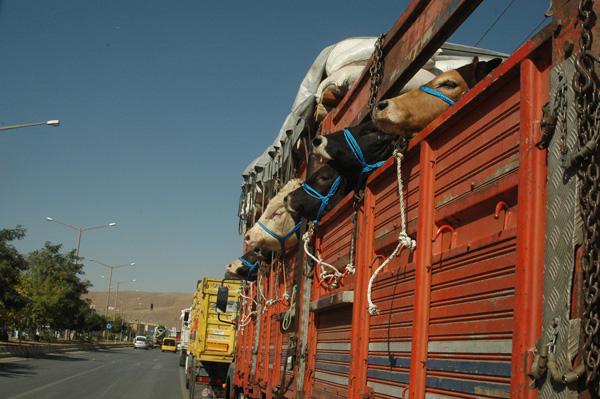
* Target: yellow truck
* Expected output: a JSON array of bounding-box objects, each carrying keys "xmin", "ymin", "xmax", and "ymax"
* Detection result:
[{"xmin": 186, "ymin": 277, "xmax": 240, "ymax": 399}]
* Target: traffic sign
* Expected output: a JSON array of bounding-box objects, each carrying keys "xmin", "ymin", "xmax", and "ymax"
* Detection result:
[{"xmin": 106, "ymin": 323, "xmax": 112, "ymax": 329}]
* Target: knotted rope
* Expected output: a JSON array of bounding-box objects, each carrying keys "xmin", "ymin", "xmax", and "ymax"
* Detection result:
[
  {"xmin": 367, "ymin": 149, "xmax": 416, "ymax": 315},
  {"xmin": 302, "ymin": 223, "xmax": 355, "ymax": 290}
]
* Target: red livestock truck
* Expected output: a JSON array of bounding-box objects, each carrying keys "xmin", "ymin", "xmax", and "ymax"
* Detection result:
[{"xmin": 223, "ymin": 1, "xmax": 600, "ymax": 398}]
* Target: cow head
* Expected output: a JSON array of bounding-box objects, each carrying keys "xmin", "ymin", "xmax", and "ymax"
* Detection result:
[
  {"xmin": 245, "ymin": 179, "xmax": 303, "ymax": 253},
  {"xmin": 225, "ymin": 250, "xmax": 264, "ymax": 281},
  {"xmin": 284, "ymin": 163, "xmax": 349, "ymax": 223},
  {"xmin": 372, "ymin": 57, "xmax": 502, "ymax": 137},
  {"xmin": 312, "ymin": 122, "xmax": 396, "ymax": 188}
]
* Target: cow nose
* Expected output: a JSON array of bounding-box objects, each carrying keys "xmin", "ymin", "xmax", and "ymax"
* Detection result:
[
  {"xmin": 313, "ymin": 136, "xmax": 323, "ymax": 147},
  {"xmin": 284, "ymin": 195, "xmax": 289, "ymax": 204},
  {"xmin": 244, "ymin": 233, "xmax": 250, "ymax": 242},
  {"xmin": 376, "ymin": 100, "xmax": 389, "ymax": 111}
]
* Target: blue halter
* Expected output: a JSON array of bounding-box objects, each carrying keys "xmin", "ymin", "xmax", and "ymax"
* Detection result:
[
  {"xmin": 239, "ymin": 257, "xmax": 259, "ymax": 275},
  {"xmin": 343, "ymin": 128, "xmax": 386, "ymax": 184},
  {"xmin": 257, "ymin": 220, "xmax": 303, "ymax": 256},
  {"xmin": 418, "ymin": 85, "xmax": 456, "ymax": 106},
  {"xmin": 302, "ymin": 176, "xmax": 342, "ymax": 224}
]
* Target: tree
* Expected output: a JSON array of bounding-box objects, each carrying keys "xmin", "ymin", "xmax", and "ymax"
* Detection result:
[
  {"xmin": 0, "ymin": 226, "xmax": 28, "ymax": 340},
  {"xmin": 19, "ymin": 242, "xmax": 91, "ymax": 336}
]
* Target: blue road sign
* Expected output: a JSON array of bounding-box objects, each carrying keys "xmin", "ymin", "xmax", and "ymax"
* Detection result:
[{"xmin": 106, "ymin": 323, "xmax": 112, "ymax": 329}]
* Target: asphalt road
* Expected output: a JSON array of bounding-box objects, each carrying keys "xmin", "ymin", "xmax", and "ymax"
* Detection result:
[{"xmin": 0, "ymin": 347, "xmax": 185, "ymax": 399}]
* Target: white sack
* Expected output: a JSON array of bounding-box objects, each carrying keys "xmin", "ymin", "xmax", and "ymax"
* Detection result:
[
  {"xmin": 316, "ymin": 65, "xmax": 365, "ymax": 103},
  {"xmin": 326, "ymin": 37, "xmax": 376, "ymax": 76}
]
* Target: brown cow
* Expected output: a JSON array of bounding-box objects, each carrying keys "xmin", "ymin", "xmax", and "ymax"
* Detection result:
[{"xmin": 372, "ymin": 57, "xmax": 502, "ymax": 138}]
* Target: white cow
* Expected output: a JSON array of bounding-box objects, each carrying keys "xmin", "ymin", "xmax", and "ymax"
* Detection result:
[{"xmin": 245, "ymin": 179, "xmax": 303, "ymax": 253}]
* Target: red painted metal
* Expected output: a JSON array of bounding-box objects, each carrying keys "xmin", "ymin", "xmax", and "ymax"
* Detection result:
[
  {"xmin": 352, "ymin": 185, "xmax": 373, "ymax": 399},
  {"xmin": 511, "ymin": 44, "xmax": 550, "ymax": 399},
  {"xmin": 410, "ymin": 141, "xmax": 435, "ymax": 398}
]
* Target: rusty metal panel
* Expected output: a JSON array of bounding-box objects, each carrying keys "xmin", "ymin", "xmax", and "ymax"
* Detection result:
[{"xmin": 312, "ymin": 305, "xmax": 353, "ymax": 399}]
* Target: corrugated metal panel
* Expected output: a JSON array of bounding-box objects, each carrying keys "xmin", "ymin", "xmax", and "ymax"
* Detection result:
[
  {"xmin": 315, "ymin": 198, "xmax": 357, "ymax": 294},
  {"xmin": 421, "ymin": 72, "xmax": 521, "ymax": 399},
  {"xmin": 431, "ymin": 78, "xmax": 520, "ymax": 228},
  {"xmin": 365, "ymin": 156, "xmax": 421, "ymax": 398},
  {"xmin": 425, "ymin": 236, "xmax": 516, "ymax": 398},
  {"xmin": 372, "ymin": 153, "xmax": 420, "ymax": 253},
  {"xmin": 313, "ymin": 305, "xmax": 353, "ymax": 399}
]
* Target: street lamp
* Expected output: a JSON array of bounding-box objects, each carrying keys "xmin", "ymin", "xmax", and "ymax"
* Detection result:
[
  {"xmin": 114, "ymin": 279, "xmax": 137, "ymax": 319},
  {"xmin": 46, "ymin": 217, "xmax": 117, "ymax": 258},
  {"xmin": 0, "ymin": 119, "xmax": 60, "ymax": 132},
  {"xmin": 89, "ymin": 259, "xmax": 135, "ymax": 316}
]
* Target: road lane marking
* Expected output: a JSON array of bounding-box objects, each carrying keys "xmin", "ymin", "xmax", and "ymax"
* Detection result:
[{"xmin": 6, "ymin": 362, "xmax": 109, "ymax": 399}]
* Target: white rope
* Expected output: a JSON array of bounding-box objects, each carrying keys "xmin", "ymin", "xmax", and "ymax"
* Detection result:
[
  {"xmin": 265, "ymin": 262, "xmax": 280, "ymax": 307},
  {"xmin": 281, "ymin": 260, "xmax": 290, "ymax": 301},
  {"xmin": 238, "ymin": 283, "xmax": 252, "ymax": 332},
  {"xmin": 257, "ymin": 272, "xmax": 268, "ymax": 305},
  {"xmin": 239, "ymin": 281, "xmax": 257, "ymax": 306},
  {"xmin": 302, "ymin": 223, "xmax": 343, "ymax": 288},
  {"xmin": 281, "ymin": 285, "xmax": 297, "ymax": 331},
  {"xmin": 367, "ymin": 149, "xmax": 416, "ymax": 316},
  {"xmin": 239, "ymin": 311, "xmax": 257, "ymax": 328}
]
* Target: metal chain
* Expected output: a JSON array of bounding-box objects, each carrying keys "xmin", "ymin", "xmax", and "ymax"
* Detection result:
[
  {"xmin": 369, "ymin": 34, "xmax": 386, "ymax": 111},
  {"xmin": 573, "ymin": 0, "xmax": 600, "ymax": 390}
]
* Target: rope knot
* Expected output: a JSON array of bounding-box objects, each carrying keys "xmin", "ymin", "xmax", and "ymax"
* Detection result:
[
  {"xmin": 399, "ymin": 232, "xmax": 416, "ymax": 251},
  {"xmin": 345, "ymin": 263, "xmax": 356, "ymax": 275},
  {"xmin": 368, "ymin": 304, "xmax": 380, "ymax": 316}
]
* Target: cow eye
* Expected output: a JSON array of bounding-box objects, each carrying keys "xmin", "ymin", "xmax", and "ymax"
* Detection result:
[
  {"xmin": 438, "ymin": 80, "xmax": 458, "ymax": 89},
  {"xmin": 268, "ymin": 210, "xmax": 281, "ymax": 219}
]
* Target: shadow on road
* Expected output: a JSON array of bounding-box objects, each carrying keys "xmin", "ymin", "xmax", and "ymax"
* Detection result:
[
  {"xmin": 0, "ymin": 362, "xmax": 35, "ymax": 378},
  {"xmin": 35, "ymin": 353, "xmax": 89, "ymax": 362}
]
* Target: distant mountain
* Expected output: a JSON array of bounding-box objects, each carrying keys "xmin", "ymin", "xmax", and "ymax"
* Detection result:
[{"xmin": 84, "ymin": 291, "xmax": 193, "ymax": 329}]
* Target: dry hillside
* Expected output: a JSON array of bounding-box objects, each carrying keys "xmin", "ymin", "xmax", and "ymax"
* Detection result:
[{"xmin": 84, "ymin": 291, "xmax": 193, "ymax": 329}]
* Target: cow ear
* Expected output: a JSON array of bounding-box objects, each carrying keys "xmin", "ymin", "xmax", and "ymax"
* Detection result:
[
  {"xmin": 474, "ymin": 57, "xmax": 502, "ymax": 83},
  {"xmin": 456, "ymin": 57, "xmax": 479, "ymax": 88}
]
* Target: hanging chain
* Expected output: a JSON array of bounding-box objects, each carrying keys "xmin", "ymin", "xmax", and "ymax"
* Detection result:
[
  {"xmin": 573, "ymin": 0, "xmax": 600, "ymax": 390},
  {"xmin": 369, "ymin": 34, "xmax": 386, "ymax": 111}
]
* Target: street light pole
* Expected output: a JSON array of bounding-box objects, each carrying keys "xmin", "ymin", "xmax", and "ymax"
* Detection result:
[
  {"xmin": 89, "ymin": 260, "xmax": 135, "ymax": 317},
  {"xmin": 0, "ymin": 119, "xmax": 60, "ymax": 132},
  {"xmin": 46, "ymin": 217, "xmax": 117, "ymax": 258},
  {"xmin": 114, "ymin": 279, "xmax": 136, "ymax": 317}
]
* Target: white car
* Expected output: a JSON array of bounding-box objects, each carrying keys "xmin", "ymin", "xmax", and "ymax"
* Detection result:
[{"xmin": 133, "ymin": 336, "xmax": 149, "ymax": 350}]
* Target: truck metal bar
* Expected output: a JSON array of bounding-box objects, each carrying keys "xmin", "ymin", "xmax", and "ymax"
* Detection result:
[
  {"xmin": 409, "ymin": 141, "xmax": 435, "ymax": 398},
  {"xmin": 352, "ymin": 186, "xmax": 376, "ymax": 398},
  {"xmin": 512, "ymin": 49, "xmax": 550, "ymax": 398},
  {"xmin": 322, "ymin": 0, "xmax": 483, "ymax": 133}
]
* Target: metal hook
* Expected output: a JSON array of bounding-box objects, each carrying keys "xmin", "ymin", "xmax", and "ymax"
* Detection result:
[
  {"xmin": 494, "ymin": 201, "xmax": 511, "ymax": 230},
  {"xmin": 432, "ymin": 224, "xmax": 456, "ymax": 242}
]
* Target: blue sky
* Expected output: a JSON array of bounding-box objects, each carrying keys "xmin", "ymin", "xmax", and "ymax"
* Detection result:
[{"xmin": 0, "ymin": 1, "xmax": 549, "ymax": 292}]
